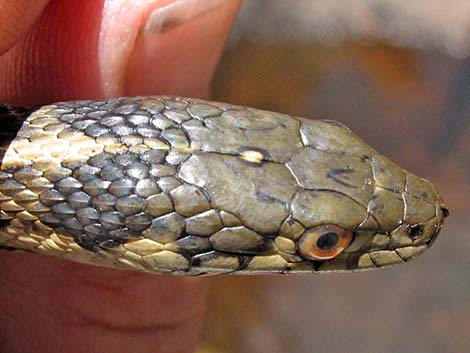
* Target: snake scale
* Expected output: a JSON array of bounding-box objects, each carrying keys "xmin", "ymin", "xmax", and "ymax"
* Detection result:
[{"xmin": 0, "ymin": 96, "xmax": 448, "ymax": 275}]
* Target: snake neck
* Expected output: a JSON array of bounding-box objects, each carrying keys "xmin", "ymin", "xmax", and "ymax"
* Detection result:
[{"xmin": 0, "ymin": 105, "xmax": 33, "ymax": 161}]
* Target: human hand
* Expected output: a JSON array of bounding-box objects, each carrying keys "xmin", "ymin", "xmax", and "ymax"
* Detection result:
[{"xmin": 0, "ymin": 1, "xmax": 241, "ymax": 352}]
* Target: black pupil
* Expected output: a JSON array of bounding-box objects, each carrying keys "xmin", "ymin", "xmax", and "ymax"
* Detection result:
[{"xmin": 316, "ymin": 232, "xmax": 340, "ymax": 250}]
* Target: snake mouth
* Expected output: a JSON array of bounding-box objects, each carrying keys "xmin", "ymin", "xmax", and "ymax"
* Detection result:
[
  {"xmin": 425, "ymin": 206, "xmax": 448, "ymax": 248},
  {"xmin": 425, "ymin": 211, "xmax": 446, "ymax": 248},
  {"xmin": 426, "ymin": 226, "xmax": 441, "ymax": 248}
]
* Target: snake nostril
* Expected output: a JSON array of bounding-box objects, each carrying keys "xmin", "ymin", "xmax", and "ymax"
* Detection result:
[
  {"xmin": 441, "ymin": 206, "xmax": 450, "ymax": 218},
  {"xmin": 409, "ymin": 224, "xmax": 424, "ymax": 239}
]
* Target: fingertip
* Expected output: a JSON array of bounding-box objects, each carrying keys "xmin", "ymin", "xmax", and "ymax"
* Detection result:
[
  {"xmin": 0, "ymin": 0, "xmax": 50, "ymax": 55},
  {"xmin": 0, "ymin": 0, "xmax": 241, "ymax": 106},
  {"xmin": 100, "ymin": 0, "xmax": 242, "ymax": 98},
  {"xmin": 0, "ymin": 0, "xmax": 106, "ymax": 106}
]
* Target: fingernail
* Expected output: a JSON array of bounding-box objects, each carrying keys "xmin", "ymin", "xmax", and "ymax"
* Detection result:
[
  {"xmin": 125, "ymin": 0, "xmax": 240, "ymax": 98},
  {"xmin": 143, "ymin": 0, "xmax": 226, "ymax": 34}
]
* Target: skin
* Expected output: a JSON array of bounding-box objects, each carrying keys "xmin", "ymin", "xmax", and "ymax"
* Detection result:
[{"xmin": 0, "ymin": 0, "xmax": 242, "ymax": 352}]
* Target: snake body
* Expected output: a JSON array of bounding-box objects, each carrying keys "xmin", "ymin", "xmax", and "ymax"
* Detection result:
[{"xmin": 0, "ymin": 96, "xmax": 448, "ymax": 275}]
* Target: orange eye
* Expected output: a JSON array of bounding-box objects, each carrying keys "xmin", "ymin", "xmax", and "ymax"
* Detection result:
[{"xmin": 298, "ymin": 225, "xmax": 353, "ymax": 260}]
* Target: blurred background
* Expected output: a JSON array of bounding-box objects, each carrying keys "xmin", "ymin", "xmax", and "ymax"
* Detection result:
[{"xmin": 199, "ymin": 1, "xmax": 470, "ymax": 352}]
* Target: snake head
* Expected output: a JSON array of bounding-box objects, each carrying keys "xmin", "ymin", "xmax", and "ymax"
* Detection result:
[
  {"xmin": 289, "ymin": 197, "xmax": 448, "ymax": 273},
  {"xmin": 0, "ymin": 98, "xmax": 448, "ymax": 275},
  {"xmin": 283, "ymin": 118, "xmax": 449, "ymax": 273}
]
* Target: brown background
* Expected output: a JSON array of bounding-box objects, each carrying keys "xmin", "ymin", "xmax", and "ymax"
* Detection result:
[{"xmin": 198, "ymin": 2, "xmax": 470, "ymax": 352}]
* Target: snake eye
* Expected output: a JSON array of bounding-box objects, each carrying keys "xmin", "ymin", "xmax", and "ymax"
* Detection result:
[{"xmin": 298, "ymin": 224, "xmax": 353, "ymax": 260}]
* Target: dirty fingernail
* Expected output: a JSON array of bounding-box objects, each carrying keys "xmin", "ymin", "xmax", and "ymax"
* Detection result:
[
  {"xmin": 125, "ymin": 0, "xmax": 241, "ymax": 98},
  {"xmin": 143, "ymin": 0, "xmax": 226, "ymax": 34}
]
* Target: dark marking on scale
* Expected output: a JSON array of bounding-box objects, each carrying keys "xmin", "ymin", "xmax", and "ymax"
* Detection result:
[
  {"xmin": 326, "ymin": 168, "xmax": 357, "ymax": 188},
  {"xmin": 312, "ymin": 260, "xmax": 322, "ymax": 271},
  {"xmin": 255, "ymin": 191, "xmax": 285, "ymax": 205},
  {"xmin": 238, "ymin": 255, "xmax": 252, "ymax": 270}
]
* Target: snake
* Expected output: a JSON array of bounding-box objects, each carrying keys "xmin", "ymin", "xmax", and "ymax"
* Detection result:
[{"xmin": 0, "ymin": 96, "xmax": 449, "ymax": 275}]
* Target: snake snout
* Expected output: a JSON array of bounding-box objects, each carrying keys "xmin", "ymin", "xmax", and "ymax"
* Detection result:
[
  {"xmin": 422, "ymin": 202, "xmax": 449, "ymax": 248},
  {"xmin": 428, "ymin": 203, "xmax": 449, "ymax": 244}
]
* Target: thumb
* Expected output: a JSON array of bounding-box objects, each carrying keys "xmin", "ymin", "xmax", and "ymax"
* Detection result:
[{"xmin": 123, "ymin": 0, "xmax": 241, "ymax": 98}]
